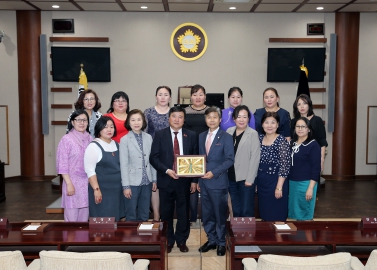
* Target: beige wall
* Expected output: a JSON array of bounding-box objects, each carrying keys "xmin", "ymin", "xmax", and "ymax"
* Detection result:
[
  {"xmin": 0, "ymin": 11, "xmax": 20, "ymax": 177},
  {"xmin": 0, "ymin": 10, "xmax": 375, "ymax": 177}
]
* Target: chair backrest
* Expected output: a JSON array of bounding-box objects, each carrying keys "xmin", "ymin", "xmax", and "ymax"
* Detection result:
[
  {"xmin": 365, "ymin": 249, "xmax": 377, "ymax": 270},
  {"xmin": 256, "ymin": 253, "xmax": 352, "ymax": 270},
  {"xmin": 38, "ymin": 250, "xmax": 134, "ymax": 270},
  {"xmin": 0, "ymin": 250, "xmax": 27, "ymax": 270}
]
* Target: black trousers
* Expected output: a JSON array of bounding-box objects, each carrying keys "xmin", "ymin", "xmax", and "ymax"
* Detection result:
[{"xmin": 159, "ymin": 179, "xmax": 191, "ymax": 246}]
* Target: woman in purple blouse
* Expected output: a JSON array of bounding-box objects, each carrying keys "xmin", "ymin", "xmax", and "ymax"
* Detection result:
[
  {"xmin": 56, "ymin": 109, "xmax": 93, "ymax": 222},
  {"xmin": 220, "ymin": 87, "xmax": 256, "ymax": 131}
]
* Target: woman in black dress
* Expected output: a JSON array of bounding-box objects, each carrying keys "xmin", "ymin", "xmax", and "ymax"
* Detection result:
[{"xmin": 291, "ymin": 94, "xmax": 327, "ymax": 172}]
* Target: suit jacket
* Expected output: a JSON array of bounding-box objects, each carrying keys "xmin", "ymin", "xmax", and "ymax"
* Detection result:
[
  {"xmin": 119, "ymin": 131, "xmax": 156, "ymax": 187},
  {"xmin": 226, "ymin": 126, "xmax": 260, "ymax": 184},
  {"xmin": 150, "ymin": 127, "xmax": 198, "ymax": 189},
  {"xmin": 199, "ymin": 129, "xmax": 234, "ymax": 190}
]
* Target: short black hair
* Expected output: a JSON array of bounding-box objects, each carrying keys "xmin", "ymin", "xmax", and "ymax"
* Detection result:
[
  {"xmin": 67, "ymin": 109, "xmax": 90, "ymax": 133},
  {"xmin": 107, "ymin": 91, "xmax": 130, "ymax": 114},
  {"xmin": 204, "ymin": 106, "xmax": 222, "ymax": 118},
  {"xmin": 169, "ymin": 106, "xmax": 186, "ymax": 118},
  {"xmin": 260, "ymin": 111, "xmax": 280, "ymax": 135},
  {"xmin": 191, "ymin": 84, "xmax": 206, "ymax": 95},
  {"xmin": 125, "ymin": 109, "xmax": 147, "ymax": 131},
  {"xmin": 232, "ymin": 105, "xmax": 251, "ymax": 120},
  {"xmin": 291, "ymin": 117, "xmax": 314, "ymax": 145},
  {"xmin": 74, "ymin": 89, "xmax": 101, "ymax": 112},
  {"xmin": 293, "ymin": 94, "xmax": 314, "ymax": 118},
  {"xmin": 94, "ymin": 116, "xmax": 117, "ymax": 138},
  {"xmin": 228, "ymin": 87, "xmax": 243, "ymax": 98}
]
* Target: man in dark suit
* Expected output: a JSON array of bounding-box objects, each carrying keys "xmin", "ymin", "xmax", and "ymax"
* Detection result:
[
  {"xmin": 150, "ymin": 106, "xmax": 198, "ymax": 253},
  {"xmin": 197, "ymin": 106, "xmax": 234, "ymax": 256}
]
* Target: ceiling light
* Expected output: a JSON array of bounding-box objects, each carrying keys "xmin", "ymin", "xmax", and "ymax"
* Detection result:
[
  {"xmin": 316, "ymin": 7, "xmax": 324, "ymax": 10},
  {"xmin": 52, "ymin": 5, "xmax": 59, "ymax": 8},
  {"xmin": 141, "ymin": 6, "xmax": 148, "ymax": 9},
  {"xmin": 229, "ymin": 7, "xmax": 236, "ymax": 10}
]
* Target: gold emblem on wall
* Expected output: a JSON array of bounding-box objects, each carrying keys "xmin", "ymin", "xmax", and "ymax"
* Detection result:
[{"xmin": 170, "ymin": 22, "xmax": 208, "ymax": 61}]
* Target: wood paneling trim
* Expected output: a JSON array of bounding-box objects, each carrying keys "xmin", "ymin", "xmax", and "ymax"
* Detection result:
[
  {"xmin": 51, "ymin": 104, "xmax": 72, "ymax": 109},
  {"xmin": 310, "ymin": 88, "xmax": 326, "ymax": 93},
  {"xmin": 313, "ymin": 104, "xmax": 326, "ymax": 109},
  {"xmin": 322, "ymin": 175, "xmax": 376, "ymax": 181},
  {"xmin": 49, "ymin": 37, "xmax": 109, "ymax": 42},
  {"xmin": 269, "ymin": 38, "xmax": 327, "ymax": 43},
  {"xmin": 51, "ymin": 88, "xmax": 72, "ymax": 92},
  {"xmin": 51, "ymin": 121, "xmax": 67, "ymax": 125}
]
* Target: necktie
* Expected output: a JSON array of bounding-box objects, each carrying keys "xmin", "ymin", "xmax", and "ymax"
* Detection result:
[
  {"xmin": 173, "ymin": 132, "xmax": 180, "ymax": 171},
  {"xmin": 206, "ymin": 132, "xmax": 212, "ymax": 155},
  {"xmin": 173, "ymin": 132, "xmax": 180, "ymax": 156}
]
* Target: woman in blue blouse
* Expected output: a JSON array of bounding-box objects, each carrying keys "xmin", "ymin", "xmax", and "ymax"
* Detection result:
[
  {"xmin": 144, "ymin": 86, "xmax": 171, "ymax": 221},
  {"xmin": 256, "ymin": 112, "xmax": 291, "ymax": 221},
  {"xmin": 254, "ymin": 87, "xmax": 291, "ymax": 141},
  {"xmin": 220, "ymin": 87, "xmax": 255, "ymax": 131},
  {"xmin": 288, "ymin": 117, "xmax": 321, "ymax": 220}
]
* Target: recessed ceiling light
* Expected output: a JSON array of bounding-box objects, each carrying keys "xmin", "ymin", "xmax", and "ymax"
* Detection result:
[
  {"xmin": 316, "ymin": 6, "xmax": 324, "ymax": 10},
  {"xmin": 229, "ymin": 7, "xmax": 236, "ymax": 10},
  {"xmin": 52, "ymin": 5, "xmax": 59, "ymax": 8},
  {"xmin": 141, "ymin": 6, "xmax": 148, "ymax": 9}
]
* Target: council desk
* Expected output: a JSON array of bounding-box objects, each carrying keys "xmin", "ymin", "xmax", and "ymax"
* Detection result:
[
  {"xmin": 0, "ymin": 221, "xmax": 168, "ymax": 270},
  {"xmin": 226, "ymin": 221, "xmax": 377, "ymax": 269}
]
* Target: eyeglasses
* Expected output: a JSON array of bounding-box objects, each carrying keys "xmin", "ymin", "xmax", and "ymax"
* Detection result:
[
  {"xmin": 295, "ymin": 125, "xmax": 308, "ymax": 130},
  {"xmin": 83, "ymin": 98, "xmax": 95, "ymax": 102},
  {"xmin": 114, "ymin": 99, "xmax": 127, "ymax": 104},
  {"xmin": 74, "ymin": 118, "xmax": 88, "ymax": 123}
]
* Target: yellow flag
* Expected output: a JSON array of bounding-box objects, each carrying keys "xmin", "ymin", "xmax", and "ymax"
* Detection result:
[{"xmin": 78, "ymin": 63, "xmax": 88, "ymax": 97}]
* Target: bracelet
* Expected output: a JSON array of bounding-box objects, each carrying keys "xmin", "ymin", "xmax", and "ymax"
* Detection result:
[{"xmin": 275, "ymin": 188, "xmax": 282, "ymax": 191}]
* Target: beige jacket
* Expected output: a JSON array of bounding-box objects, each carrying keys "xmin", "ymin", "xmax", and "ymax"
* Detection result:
[{"xmin": 226, "ymin": 126, "xmax": 260, "ymax": 184}]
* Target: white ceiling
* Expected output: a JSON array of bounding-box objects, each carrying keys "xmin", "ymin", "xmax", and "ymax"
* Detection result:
[{"xmin": 0, "ymin": 0, "xmax": 377, "ymax": 12}]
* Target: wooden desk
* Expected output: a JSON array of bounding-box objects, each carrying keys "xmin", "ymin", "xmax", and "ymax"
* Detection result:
[
  {"xmin": 226, "ymin": 221, "xmax": 377, "ymax": 269},
  {"xmin": 0, "ymin": 221, "xmax": 168, "ymax": 270}
]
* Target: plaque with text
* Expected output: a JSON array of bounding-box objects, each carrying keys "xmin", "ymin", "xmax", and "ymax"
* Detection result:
[
  {"xmin": 362, "ymin": 217, "xmax": 377, "ymax": 229},
  {"xmin": 175, "ymin": 155, "xmax": 206, "ymax": 177},
  {"xmin": 230, "ymin": 217, "xmax": 256, "ymax": 229},
  {"xmin": 89, "ymin": 217, "xmax": 116, "ymax": 229},
  {"xmin": 0, "ymin": 218, "xmax": 8, "ymax": 229}
]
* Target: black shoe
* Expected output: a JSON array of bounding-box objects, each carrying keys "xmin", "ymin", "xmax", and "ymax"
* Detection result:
[
  {"xmin": 177, "ymin": 243, "xmax": 189, "ymax": 253},
  {"xmin": 217, "ymin": 245, "xmax": 225, "ymax": 256},
  {"xmin": 167, "ymin": 244, "xmax": 174, "ymax": 253},
  {"xmin": 198, "ymin": 241, "xmax": 217, "ymax": 252}
]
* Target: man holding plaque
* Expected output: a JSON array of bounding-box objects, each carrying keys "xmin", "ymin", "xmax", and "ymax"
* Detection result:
[
  {"xmin": 198, "ymin": 106, "xmax": 234, "ymax": 256},
  {"xmin": 150, "ymin": 106, "xmax": 198, "ymax": 253}
]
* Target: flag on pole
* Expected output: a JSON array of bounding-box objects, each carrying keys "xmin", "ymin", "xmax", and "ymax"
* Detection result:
[
  {"xmin": 78, "ymin": 63, "xmax": 88, "ymax": 97},
  {"xmin": 297, "ymin": 60, "xmax": 310, "ymax": 97}
]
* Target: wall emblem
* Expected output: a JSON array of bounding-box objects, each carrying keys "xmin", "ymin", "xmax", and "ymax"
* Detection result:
[{"xmin": 170, "ymin": 22, "xmax": 208, "ymax": 61}]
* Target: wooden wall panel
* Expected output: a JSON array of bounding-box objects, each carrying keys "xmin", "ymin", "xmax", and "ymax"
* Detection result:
[
  {"xmin": 17, "ymin": 11, "xmax": 44, "ymax": 179},
  {"xmin": 332, "ymin": 13, "xmax": 360, "ymax": 180}
]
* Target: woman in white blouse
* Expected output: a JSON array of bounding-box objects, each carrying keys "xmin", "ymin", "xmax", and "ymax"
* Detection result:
[{"xmin": 84, "ymin": 116, "xmax": 125, "ymax": 221}]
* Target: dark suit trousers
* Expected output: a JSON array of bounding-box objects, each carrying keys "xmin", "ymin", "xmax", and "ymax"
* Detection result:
[
  {"xmin": 159, "ymin": 178, "xmax": 191, "ymax": 246},
  {"xmin": 200, "ymin": 181, "xmax": 228, "ymax": 246}
]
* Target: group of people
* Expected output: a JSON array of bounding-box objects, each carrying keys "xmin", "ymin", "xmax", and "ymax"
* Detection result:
[{"xmin": 56, "ymin": 84, "xmax": 327, "ymax": 256}]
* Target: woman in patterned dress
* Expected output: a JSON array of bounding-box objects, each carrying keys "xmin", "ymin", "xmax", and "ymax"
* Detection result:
[
  {"xmin": 256, "ymin": 111, "xmax": 291, "ymax": 221},
  {"xmin": 144, "ymin": 86, "xmax": 171, "ymax": 220},
  {"xmin": 57, "ymin": 109, "xmax": 92, "ymax": 222},
  {"xmin": 66, "ymin": 89, "xmax": 102, "ymax": 138}
]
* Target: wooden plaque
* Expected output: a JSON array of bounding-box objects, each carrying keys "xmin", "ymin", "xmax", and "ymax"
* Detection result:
[
  {"xmin": 362, "ymin": 217, "xmax": 377, "ymax": 229},
  {"xmin": 230, "ymin": 217, "xmax": 256, "ymax": 229},
  {"xmin": 0, "ymin": 218, "xmax": 8, "ymax": 229},
  {"xmin": 89, "ymin": 217, "xmax": 116, "ymax": 229}
]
